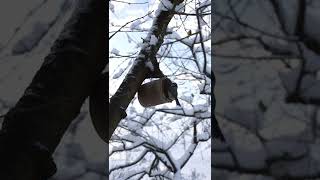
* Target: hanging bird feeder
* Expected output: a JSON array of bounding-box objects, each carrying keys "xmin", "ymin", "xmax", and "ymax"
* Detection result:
[
  {"xmin": 89, "ymin": 74, "xmax": 179, "ymax": 143},
  {"xmin": 138, "ymin": 77, "xmax": 178, "ymax": 107}
]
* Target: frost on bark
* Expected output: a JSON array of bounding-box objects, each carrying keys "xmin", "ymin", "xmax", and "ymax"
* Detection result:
[{"xmin": 0, "ymin": 0, "xmax": 106, "ymax": 179}]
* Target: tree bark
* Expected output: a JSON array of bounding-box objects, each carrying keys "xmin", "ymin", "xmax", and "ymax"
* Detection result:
[{"xmin": 0, "ymin": 0, "xmax": 106, "ymax": 179}]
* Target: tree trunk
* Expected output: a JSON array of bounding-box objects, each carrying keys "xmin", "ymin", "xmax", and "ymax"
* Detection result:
[{"xmin": 0, "ymin": 0, "xmax": 106, "ymax": 179}]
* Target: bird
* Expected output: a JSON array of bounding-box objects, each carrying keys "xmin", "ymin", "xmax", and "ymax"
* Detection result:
[
  {"xmin": 187, "ymin": 30, "xmax": 192, "ymax": 36},
  {"xmin": 164, "ymin": 78, "xmax": 181, "ymax": 106},
  {"xmin": 170, "ymin": 82, "xmax": 181, "ymax": 106}
]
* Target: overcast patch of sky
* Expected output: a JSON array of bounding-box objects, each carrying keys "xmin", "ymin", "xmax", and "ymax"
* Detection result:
[{"xmin": 109, "ymin": 0, "xmax": 157, "ymax": 95}]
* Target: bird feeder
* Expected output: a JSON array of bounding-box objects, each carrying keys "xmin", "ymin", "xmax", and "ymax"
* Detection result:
[
  {"xmin": 138, "ymin": 78, "xmax": 175, "ymax": 107},
  {"xmin": 89, "ymin": 75, "xmax": 177, "ymax": 143}
]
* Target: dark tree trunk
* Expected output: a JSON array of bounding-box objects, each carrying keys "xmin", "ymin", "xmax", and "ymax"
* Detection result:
[{"xmin": 0, "ymin": 0, "xmax": 106, "ymax": 179}]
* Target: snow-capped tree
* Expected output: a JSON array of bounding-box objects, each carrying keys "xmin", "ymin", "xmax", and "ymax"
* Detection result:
[{"xmin": 109, "ymin": 0, "xmax": 212, "ymax": 179}]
